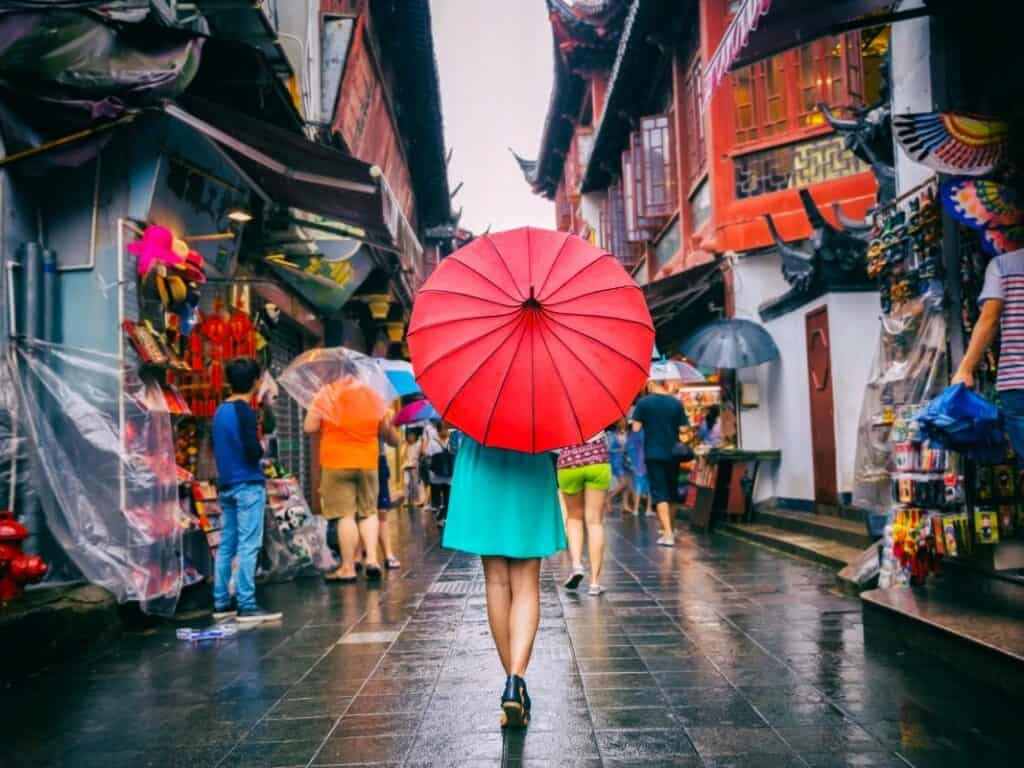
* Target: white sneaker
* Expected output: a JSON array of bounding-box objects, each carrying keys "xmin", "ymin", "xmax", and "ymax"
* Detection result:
[
  {"xmin": 656, "ymin": 533, "xmax": 675, "ymax": 547},
  {"xmin": 588, "ymin": 583, "xmax": 606, "ymax": 596},
  {"xmin": 644, "ymin": 509, "xmax": 656, "ymax": 517}
]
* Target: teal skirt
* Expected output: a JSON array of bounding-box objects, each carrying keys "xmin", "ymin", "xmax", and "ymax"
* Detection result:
[{"xmin": 442, "ymin": 436, "xmax": 567, "ymax": 559}]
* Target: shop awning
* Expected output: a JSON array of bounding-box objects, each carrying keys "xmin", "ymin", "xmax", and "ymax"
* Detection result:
[
  {"xmin": 264, "ymin": 243, "xmax": 375, "ymax": 316},
  {"xmin": 163, "ymin": 97, "xmax": 421, "ymax": 263},
  {"xmin": 703, "ymin": 0, "xmax": 928, "ymax": 105},
  {"xmin": 643, "ymin": 259, "xmax": 725, "ymax": 328}
]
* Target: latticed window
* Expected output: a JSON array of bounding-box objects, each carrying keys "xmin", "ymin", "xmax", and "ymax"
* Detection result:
[
  {"xmin": 683, "ymin": 59, "xmax": 707, "ymax": 187},
  {"xmin": 621, "ymin": 149, "xmax": 646, "ymax": 243},
  {"xmin": 759, "ymin": 55, "xmax": 788, "ymax": 137},
  {"xmin": 635, "ymin": 115, "xmax": 676, "ymax": 219},
  {"xmin": 797, "ymin": 35, "xmax": 862, "ymax": 126},
  {"xmin": 600, "ymin": 181, "xmax": 629, "ymax": 263},
  {"xmin": 732, "ymin": 28, "xmax": 890, "ymax": 146}
]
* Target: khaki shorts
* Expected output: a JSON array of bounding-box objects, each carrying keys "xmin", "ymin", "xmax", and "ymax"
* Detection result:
[{"xmin": 320, "ymin": 468, "xmax": 378, "ymax": 521}]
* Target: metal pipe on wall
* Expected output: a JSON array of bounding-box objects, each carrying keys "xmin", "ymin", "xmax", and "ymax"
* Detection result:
[
  {"xmin": 17, "ymin": 242, "xmax": 42, "ymax": 554},
  {"xmin": 42, "ymin": 248, "xmax": 58, "ymax": 343},
  {"xmin": 21, "ymin": 242, "xmax": 42, "ymax": 342}
]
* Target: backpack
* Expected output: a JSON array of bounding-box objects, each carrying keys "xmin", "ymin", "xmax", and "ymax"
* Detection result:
[{"xmin": 429, "ymin": 439, "xmax": 454, "ymax": 477}]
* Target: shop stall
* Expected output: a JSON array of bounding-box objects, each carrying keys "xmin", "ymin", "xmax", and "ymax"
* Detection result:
[{"xmin": 853, "ymin": 148, "xmax": 1024, "ymax": 587}]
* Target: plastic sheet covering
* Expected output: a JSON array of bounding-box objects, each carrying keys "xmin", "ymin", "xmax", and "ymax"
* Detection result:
[
  {"xmin": 14, "ymin": 340, "xmax": 182, "ymax": 615},
  {"xmin": 260, "ymin": 477, "xmax": 336, "ymax": 581},
  {"xmin": 277, "ymin": 347, "xmax": 396, "ymax": 426},
  {"xmin": 853, "ymin": 298, "xmax": 948, "ymax": 511}
]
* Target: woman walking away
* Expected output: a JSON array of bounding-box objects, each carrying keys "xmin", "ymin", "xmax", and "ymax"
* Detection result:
[
  {"xmin": 557, "ymin": 433, "xmax": 612, "ymax": 596},
  {"xmin": 304, "ymin": 375, "xmax": 391, "ymax": 582},
  {"xmin": 606, "ymin": 419, "xmax": 635, "ymax": 514},
  {"xmin": 443, "ymin": 436, "xmax": 566, "ymax": 728},
  {"xmin": 426, "ymin": 422, "xmax": 455, "ymax": 528}
]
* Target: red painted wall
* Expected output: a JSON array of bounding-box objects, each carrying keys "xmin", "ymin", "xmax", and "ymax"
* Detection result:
[{"xmin": 329, "ymin": 6, "xmax": 417, "ymax": 225}]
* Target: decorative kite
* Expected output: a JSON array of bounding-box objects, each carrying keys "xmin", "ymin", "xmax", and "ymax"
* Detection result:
[
  {"xmin": 894, "ymin": 112, "xmax": 1009, "ymax": 176},
  {"xmin": 941, "ymin": 177, "xmax": 1024, "ymax": 255}
]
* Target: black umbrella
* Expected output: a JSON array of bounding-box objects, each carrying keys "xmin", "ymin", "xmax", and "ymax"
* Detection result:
[{"xmin": 681, "ymin": 319, "xmax": 779, "ymax": 369}]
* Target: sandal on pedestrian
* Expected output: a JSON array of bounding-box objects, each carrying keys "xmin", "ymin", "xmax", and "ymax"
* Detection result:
[
  {"xmin": 324, "ymin": 569, "xmax": 357, "ymax": 584},
  {"xmin": 364, "ymin": 564, "xmax": 383, "ymax": 581},
  {"xmin": 588, "ymin": 583, "xmax": 606, "ymax": 596},
  {"xmin": 500, "ymin": 675, "xmax": 530, "ymax": 728},
  {"xmin": 385, "ymin": 556, "xmax": 401, "ymax": 570},
  {"xmin": 656, "ymin": 533, "xmax": 675, "ymax": 547}
]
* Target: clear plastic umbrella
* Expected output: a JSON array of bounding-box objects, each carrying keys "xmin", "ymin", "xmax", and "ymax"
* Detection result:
[
  {"xmin": 278, "ymin": 347, "xmax": 397, "ymax": 425},
  {"xmin": 649, "ymin": 359, "xmax": 705, "ymax": 383}
]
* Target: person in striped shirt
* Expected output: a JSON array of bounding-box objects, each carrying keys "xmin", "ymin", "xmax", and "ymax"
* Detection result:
[{"xmin": 953, "ymin": 247, "xmax": 1024, "ymax": 456}]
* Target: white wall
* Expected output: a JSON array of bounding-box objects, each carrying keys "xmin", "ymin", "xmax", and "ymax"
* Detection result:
[
  {"xmin": 890, "ymin": 1, "xmax": 935, "ymax": 192},
  {"xmin": 732, "ymin": 254, "xmax": 880, "ymax": 503}
]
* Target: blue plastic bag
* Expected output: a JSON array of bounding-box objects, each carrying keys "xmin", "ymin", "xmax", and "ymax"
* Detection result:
[{"xmin": 915, "ymin": 384, "xmax": 1007, "ymax": 463}]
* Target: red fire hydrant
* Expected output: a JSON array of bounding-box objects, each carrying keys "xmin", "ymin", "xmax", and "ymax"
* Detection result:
[{"xmin": 0, "ymin": 511, "xmax": 48, "ymax": 602}]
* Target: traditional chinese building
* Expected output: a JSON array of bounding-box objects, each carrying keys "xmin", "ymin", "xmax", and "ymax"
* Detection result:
[{"xmin": 518, "ymin": 0, "xmax": 899, "ymax": 512}]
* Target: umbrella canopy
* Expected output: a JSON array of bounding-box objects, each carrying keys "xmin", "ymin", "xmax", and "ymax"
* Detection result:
[
  {"xmin": 376, "ymin": 358, "xmax": 420, "ymax": 397},
  {"xmin": 681, "ymin": 318, "xmax": 780, "ymax": 369},
  {"xmin": 394, "ymin": 399, "xmax": 440, "ymax": 426},
  {"xmin": 649, "ymin": 359, "xmax": 705, "ymax": 383},
  {"xmin": 408, "ymin": 227, "xmax": 654, "ymax": 453},
  {"xmin": 277, "ymin": 347, "xmax": 396, "ymax": 425}
]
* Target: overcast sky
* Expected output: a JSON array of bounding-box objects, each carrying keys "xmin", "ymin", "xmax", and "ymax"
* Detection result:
[{"xmin": 431, "ymin": 1, "xmax": 555, "ymax": 235}]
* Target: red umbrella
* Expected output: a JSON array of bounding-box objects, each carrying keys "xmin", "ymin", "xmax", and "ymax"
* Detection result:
[{"xmin": 408, "ymin": 227, "xmax": 654, "ymax": 453}]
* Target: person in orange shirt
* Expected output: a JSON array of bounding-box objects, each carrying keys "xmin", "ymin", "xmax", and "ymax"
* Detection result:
[{"xmin": 304, "ymin": 376, "xmax": 394, "ymax": 583}]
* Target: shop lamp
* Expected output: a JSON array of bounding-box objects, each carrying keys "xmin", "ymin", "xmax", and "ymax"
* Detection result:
[
  {"xmin": 227, "ymin": 209, "xmax": 253, "ymax": 223},
  {"xmin": 364, "ymin": 293, "xmax": 392, "ymax": 320},
  {"xmin": 385, "ymin": 321, "xmax": 405, "ymax": 343}
]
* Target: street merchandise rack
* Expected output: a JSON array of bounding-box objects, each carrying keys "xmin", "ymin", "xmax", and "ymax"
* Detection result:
[{"xmin": 855, "ymin": 180, "xmax": 1024, "ymax": 587}]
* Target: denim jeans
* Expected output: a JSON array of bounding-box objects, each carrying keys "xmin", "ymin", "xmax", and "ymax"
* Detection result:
[
  {"xmin": 214, "ymin": 482, "xmax": 266, "ymax": 611},
  {"xmin": 1001, "ymin": 390, "xmax": 1024, "ymax": 464}
]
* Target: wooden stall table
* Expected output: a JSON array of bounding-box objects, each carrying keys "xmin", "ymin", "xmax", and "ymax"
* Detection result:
[{"xmin": 687, "ymin": 449, "xmax": 780, "ymax": 532}]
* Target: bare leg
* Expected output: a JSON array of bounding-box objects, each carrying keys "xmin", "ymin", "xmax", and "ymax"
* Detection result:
[
  {"xmin": 585, "ymin": 487, "xmax": 607, "ymax": 585},
  {"xmin": 507, "ymin": 558, "xmax": 541, "ymax": 676},
  {"xmin": 336, "ymin": 516, "xmax": 360, "ymax": 578},
  {"xmin": 657, "ymin": 501, "xmax": 673, "ymax": 537},
  {"xmin": 358, "ymin": 514, "xmax": 381, "ymax": 567},
  {"xmin": 378, "ymin": 508, "xmax": 395, "ymax": 561},
  {"xmin": 482, "ymin": 556, "xmax": 512, "ymax": 675},
  {"xmin": 562, "ymin": 491, "xmax": 586, "ymax": 571}
]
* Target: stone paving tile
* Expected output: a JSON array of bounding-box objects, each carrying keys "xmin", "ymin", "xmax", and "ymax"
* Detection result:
[{"xmin": 6, "ymin": 510, "xmax": 1024, "ymax": 767}]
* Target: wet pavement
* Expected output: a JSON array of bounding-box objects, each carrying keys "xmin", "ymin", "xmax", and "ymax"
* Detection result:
[{"xmin": 4, "ymin": 509, "xmax": 1021, "ymax": 768}]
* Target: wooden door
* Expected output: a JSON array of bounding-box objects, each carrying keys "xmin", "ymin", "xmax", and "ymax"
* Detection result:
[{"xmin": 805, "ymin": 307, "xmax": 838, "ymax": 506}]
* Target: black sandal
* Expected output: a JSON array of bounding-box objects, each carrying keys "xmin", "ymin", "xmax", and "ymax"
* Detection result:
[
  {"xmin": 500, "ymin": 675, "xmax": 530, "ymax": 728},
  {"xmin": 364, "ymin": 564, "xmax": 383, "ymax": 581},
  {"xmin": 324, "ymin": 569, "xmax": 357, "ymax": 584}
]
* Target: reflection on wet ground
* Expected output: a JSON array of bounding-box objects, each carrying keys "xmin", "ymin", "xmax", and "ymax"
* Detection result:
[{"xmin": 4, "ymin": 509, "xmax": 1020, "ymax": 767}]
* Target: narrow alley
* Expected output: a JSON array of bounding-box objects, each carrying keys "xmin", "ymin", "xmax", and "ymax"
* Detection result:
[{"xmin": 5, "ymin": 512, "xmax": 1018, "ymax": 768}]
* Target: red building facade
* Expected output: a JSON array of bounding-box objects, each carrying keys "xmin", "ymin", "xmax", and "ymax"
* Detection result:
[{"xmin": 520, "ymin": 0, "xmax": 886, "ymax": 327}]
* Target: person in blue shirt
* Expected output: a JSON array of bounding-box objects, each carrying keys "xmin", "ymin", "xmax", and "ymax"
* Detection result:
[
  {"xmin": 631, "ymin": 381, "xmax": 687, "ymax": 546},
  {"xmin": 212, "ymin": 358, "xmax": 281, "ymax": 623}
]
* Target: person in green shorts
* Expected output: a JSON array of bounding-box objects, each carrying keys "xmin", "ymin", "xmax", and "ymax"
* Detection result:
[
  {"xmin": 556, "ymin": 434, "xmax": 612, "ymax": 596},
  {"xmin": 443, "ymin": 435, "xmax": 566, "ymax": 729}
]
